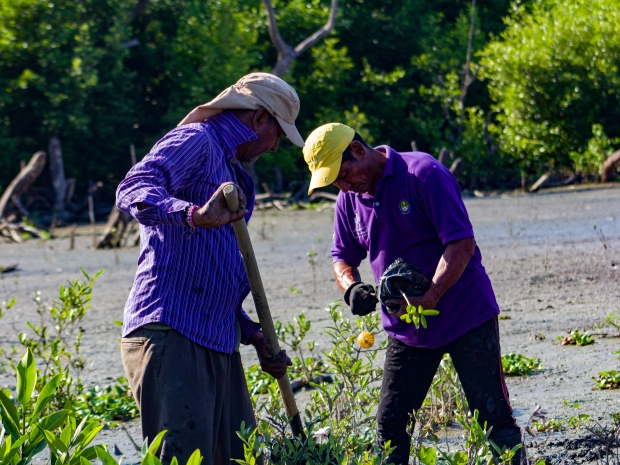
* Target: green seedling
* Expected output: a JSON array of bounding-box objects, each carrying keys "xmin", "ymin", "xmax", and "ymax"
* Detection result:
[
  {"xmin": 531, "ymin": 418, "xmax": 563, "ymax": 433},
  {"xmin": 557, "ymin": 329, "xmax": 594, "ymax": 346},
  {"xmin": 398, "ymin": 293, "xmax": 439, "ymax": 328},
  {"xmin": 501, "ymin": 353, "xmax": 542, "ymax": 376},
  {"xmin": 594, "ymin": 370, "xmax": 620, "ymax": 390},
  {"xmin": 606, "ymin": 313, "xmax": 620, "ymax": 336}
]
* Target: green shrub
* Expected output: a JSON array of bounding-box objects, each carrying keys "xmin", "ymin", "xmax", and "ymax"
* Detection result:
[{"xmin": 501, "ymin": 353, "xmax": 542, "ymax": 376}]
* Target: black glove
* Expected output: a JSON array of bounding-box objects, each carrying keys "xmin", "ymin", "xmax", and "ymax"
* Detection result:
[
  {"xmin": 344, "ymin": 282, "xmax": 378, "ymax": 316},
  {"xmin": 378, "ymin": 258, "xmax": 429, "ymax": 313}
]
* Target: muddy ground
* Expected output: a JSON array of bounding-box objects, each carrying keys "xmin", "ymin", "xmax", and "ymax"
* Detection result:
[{"xmin": 1, "ymin": 184, "xmax": 619, "ymax": 463}]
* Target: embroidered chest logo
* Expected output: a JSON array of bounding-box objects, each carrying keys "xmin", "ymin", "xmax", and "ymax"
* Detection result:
[
  {"xmin": 399, "ymin": 200, "xmax": 410, "ymax": 214},
  {"xmin": 353, "ymin": 213, "xmax": 368, "ymax": 239}
]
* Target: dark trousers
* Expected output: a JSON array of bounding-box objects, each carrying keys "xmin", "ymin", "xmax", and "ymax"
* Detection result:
[
  {"xmin": 121, "ymin": 328, "xmax": 257, "ymax": 465},
  {"xmin": 377, "ymin": 317, "xmax": 522, "ymax": 465}
]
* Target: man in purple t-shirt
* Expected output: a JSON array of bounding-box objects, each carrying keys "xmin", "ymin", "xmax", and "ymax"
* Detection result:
[{"xmin": 302, "ymin": 123, "xmax": 522, "ymax": 464}]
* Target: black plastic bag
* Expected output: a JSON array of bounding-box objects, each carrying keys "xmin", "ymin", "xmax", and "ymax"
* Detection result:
[{"xmin": 378, "ymin": 258, "xmax": 430, "ymax": 312}]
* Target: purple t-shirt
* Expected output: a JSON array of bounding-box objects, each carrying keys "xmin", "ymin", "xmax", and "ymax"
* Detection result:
[{"xmin": 332, "ymin": 146, "xmax": 499, "ymax": 348}]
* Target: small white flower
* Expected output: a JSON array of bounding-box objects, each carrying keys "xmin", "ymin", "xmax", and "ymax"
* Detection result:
[{"xmin": 313, "ymin": 427, "xmax": 330, "ymax": 439}]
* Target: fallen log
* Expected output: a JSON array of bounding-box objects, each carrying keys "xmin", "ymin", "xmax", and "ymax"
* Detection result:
[
  {"xmin": 529, "ymin": 172, "xmax": 552, "ymax": 193},
  {"xmin": 601, "ymin": 149, "xmax": 620, "ymax": 182},
  {"xmin": 0, "ymin": 264, "xmax": 18, "ymax": 274},
  {"xmin": 0, "ymin": 151, "xmax": 47, "ymax": 219}
]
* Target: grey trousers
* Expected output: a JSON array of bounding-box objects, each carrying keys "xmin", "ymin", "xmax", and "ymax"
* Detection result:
[{"xmin": 121, "ymin": 328, "xmax": 257, "ymax": 465}]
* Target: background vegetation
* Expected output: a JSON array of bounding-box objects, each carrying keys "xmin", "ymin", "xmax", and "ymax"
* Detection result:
[{"xmin": 0, "ymin": 0, "xmax": 619, "ymax": 198}]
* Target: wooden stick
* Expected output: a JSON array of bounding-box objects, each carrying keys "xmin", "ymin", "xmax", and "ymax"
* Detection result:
[
  {"xmin": 69, "ymin": 223, "xmax": 77, "ymax": 251},
  {"xmin": 88, "ymin": 195, "xmax": 96, "ymax": 247},
  {"xmin": 223, "ymin": 184, "xmax": 305, "ymax": 439}
]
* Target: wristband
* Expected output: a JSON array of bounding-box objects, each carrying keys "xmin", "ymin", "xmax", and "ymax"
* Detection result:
[{"xmin": 184, "ymin": 204, "xmax": 198, "ymax": 228}]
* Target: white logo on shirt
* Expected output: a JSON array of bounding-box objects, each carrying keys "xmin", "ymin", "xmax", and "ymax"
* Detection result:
[{"xmin": 353, "ymin": 213, "xmax": 367, "ymax": 239}]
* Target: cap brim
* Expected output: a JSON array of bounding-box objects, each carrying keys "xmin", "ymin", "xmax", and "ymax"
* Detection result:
[
  {"xmin": 178, "ymin": 107, "xmax": 223, "ymax": 126},
  {"xmin": 308, "ymin": 158, "xmax": 342, "ymax": 195},
  {"xmin": 275, "ymin": 116, "xmax": 305, "ymax": 148}
]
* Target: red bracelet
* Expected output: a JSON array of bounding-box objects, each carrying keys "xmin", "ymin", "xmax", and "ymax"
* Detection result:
[{"xmin": 187, "ymin": 205, "xmax": 199, "ymax": 228}]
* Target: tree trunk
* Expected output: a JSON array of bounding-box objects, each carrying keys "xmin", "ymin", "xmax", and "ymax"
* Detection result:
[
  {"xmin": 0, "ymin": 151, "xmax": 47, "ymax": 219},
  {"xmin": 48, "ymin": 136, "xmax": 67, "ymax": 218},
  {"xmin": 601, "ymin": 149, "xmax": 620, "ymax": 182},
  {"xmin": 438, "ymin": 147, "xmax": 451, "ymax": 167}
]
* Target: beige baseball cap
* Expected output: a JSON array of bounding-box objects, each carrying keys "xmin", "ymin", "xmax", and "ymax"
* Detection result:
[{"xmin": 178, "ymin": 72, "xmax": 304, "ymax": 147}]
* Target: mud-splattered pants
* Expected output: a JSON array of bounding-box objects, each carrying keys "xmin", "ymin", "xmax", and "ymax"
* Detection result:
[
  {"xmin": 121, "ymin": 327, "xmax": 257, "ymax": 465},
  {"xmin": 377, "ymin": 317, "xmax": 522, "ymax": 465}
]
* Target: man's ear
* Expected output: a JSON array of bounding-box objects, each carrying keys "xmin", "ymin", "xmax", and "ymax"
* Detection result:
[
  {"xmin": 253, "ymin": 108, "xmax": 270, "ymax": 130},
  {"xmin": 350, "ymin": 140, "xmax": 367, "ymax": 160}
]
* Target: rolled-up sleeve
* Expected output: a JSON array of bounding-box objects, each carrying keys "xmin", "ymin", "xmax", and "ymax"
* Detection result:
[
  {"xmin": 116, "ymin": 125, "xmax": 209, "ymax": 227},
  {"xmin": 331, "ymin": 194, "xmax": 368, "ymax": 267},
  {"xmin": 237, "ymin": 308, "xmax": 261, "ymax": 345}
]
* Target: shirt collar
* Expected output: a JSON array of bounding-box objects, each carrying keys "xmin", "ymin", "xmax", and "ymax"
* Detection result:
[
  {"xmin": 207, "ymin": 110, "xmax": 258, "ymax": 161},
  {"xmin": 375, "ymin": 145, "xmax": 395, "ymax": 180}
]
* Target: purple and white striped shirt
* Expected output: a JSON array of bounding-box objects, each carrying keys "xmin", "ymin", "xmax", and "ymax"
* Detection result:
[{"xmin": 117, "ymin": 111, "xmax": 261, "ymax": 354}]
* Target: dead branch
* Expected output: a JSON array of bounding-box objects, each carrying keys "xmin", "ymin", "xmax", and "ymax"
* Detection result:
[
  {"xmin": 11, "ymin": 196, "xmax": 48, "ymax": 231},
  {"xmin": 0, "ymin": 151, "xmax": 47, "ymax": 219},
  {"xmin": 457, "ymin": 0, "xmax": 477, "ymax": 142},
  {"xmin": 449, "ymin": 158, "xmax": 464, "ymax": 177},
  {"xmin": 601, "ymin": 149, "xmax": 620, "ymax": 182},
  {"xmin": 309, "ymin": 191, "xmax": 338, "ymax": 202},
  {"xmin": 438, "ymin": 147, "xmax": 452, "ymax": 167},
  {"xmin": 529, "ymin": 172, "xmax": 552, "ymax": 193},
  {"xmin": 264, "ymin": 0, "xmax": 338, "ymax": 77},
  {"xmin": 97, "ymin": 206, "xmax": 134, "ymax": 249}
]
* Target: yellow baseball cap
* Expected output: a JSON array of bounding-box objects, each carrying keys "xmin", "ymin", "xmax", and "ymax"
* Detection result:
[{"xmin": 303, "ymin": 123, "xmax": 355, "ymax": 194}]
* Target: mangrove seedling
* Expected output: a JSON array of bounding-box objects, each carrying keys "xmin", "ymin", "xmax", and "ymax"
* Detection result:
[
  {"xmin": 398, "ymin": 292, "xmax": 439, "ymax": 328},
  {"xmin": 557, "ymin": 329, "xmax": 594, "ymax": 346},
  {"xmin": 501, "ymin": 353, "xmax": 542, "ymax": 376},
  {"xmin": 594, "ymin": 370, "xmax": 620, "ymax": 390}
]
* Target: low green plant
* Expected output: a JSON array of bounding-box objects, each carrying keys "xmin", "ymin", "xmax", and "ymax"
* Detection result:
[
  {"xmin": 275, "ymin": 313, "xmax": 327, "ymax": 385},
  {"xmin": 562, "ymin": 401, "xmax": 592, "ymax": 430},
  {"xmin": 96, "ymin": 430, "xmax": 204, "ymax": 465},
  {"xmin": 399, "ymin": 304, "xmax": 440, "ymax": 329},
  {"xmin": 606, "ymin": 313, "xmax": 620, "ymax": 336},
  {"xmin": 501, "ymin": 353, "xmax": 542, "ymax": 376},
  {"xmin": 73, "ymin": 377, "xmax": 139, "ymax": 425},
  {"xmin": 594, "ymin": 370, "xmax": 620, "ymax": 390},
  {"xmin": 557, "ymin": 329, "xmax": 594, "ymax": 346},
  {"xmin": 531, "ymin": 418, "xmax": 563, "ymax": 433},
  {"xmin": 307, "ymin": 249, "xmax": 319, "ymax": 295},
  {"xmin": 0, "ymin": 348, "xmax": 102, "ymax": 465},
  {"xmin": 0, "ymin": 296, "xmax": 15, "ymax": 319},
  {"xmin": 416, "ymin": 355, "xmax": 467, "ymax": 435},
  {"xmin": 9, "ymin": 269, "xmax": 103, "ymax": 412},
  {"xmin": 243, "ymin": 301, "xmax": 528, "ymax": 464},
  {"xmin": 1, "ymin": 270, "xmax": 140, "ymax": 428}
]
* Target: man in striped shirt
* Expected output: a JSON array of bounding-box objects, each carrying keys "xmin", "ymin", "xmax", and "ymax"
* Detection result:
[{"xmin": 116, "ymin": 73, "xmax": 304, "ymax": 465}]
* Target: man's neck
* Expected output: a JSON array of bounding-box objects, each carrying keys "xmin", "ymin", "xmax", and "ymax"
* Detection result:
[{"xmin": 367, "ymin": 148, "xmax": 387, "ymax": 196}]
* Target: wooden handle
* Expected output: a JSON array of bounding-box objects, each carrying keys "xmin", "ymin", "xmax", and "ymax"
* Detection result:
[{"xmin": 223, "ymin": 184, "xmax": 304, "ymax": 438}]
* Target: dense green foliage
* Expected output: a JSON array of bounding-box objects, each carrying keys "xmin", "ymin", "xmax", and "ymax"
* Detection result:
[
  {"xmin": 1, "ymin": 0, "xmax": 619, "ymax": 198},
  {"xmin": 480, "ymin": 0, "xmax": 620, "ymax": 175}
]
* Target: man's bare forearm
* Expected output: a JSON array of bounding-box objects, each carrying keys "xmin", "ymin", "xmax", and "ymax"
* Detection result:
[
  {"xmin": 427, "ymin": 237, "xmax": 476, "ymax": 303},
  {"xmin": 333, "ymin": 261, "xmax": 361, "ymax": 293}
]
